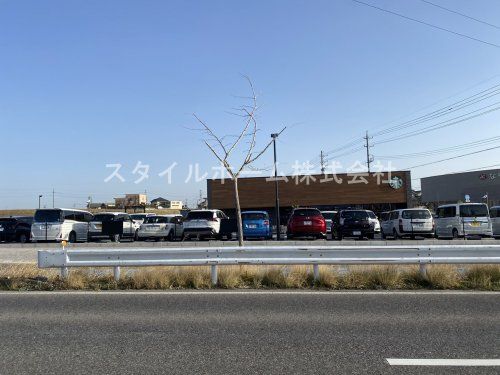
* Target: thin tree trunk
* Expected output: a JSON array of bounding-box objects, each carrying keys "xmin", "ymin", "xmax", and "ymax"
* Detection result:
[{"xmin": 233, "ymin": 178, "xmax": 244, "ymax": 247}]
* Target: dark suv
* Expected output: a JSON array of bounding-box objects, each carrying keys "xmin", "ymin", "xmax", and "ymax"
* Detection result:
[
  {"xmin": 0, "ymin": 216, "xmax": 33, "ymax": 243},
  {"xmin": 332, "ymin": 210, "xmax": 374, "ymax": 240}
]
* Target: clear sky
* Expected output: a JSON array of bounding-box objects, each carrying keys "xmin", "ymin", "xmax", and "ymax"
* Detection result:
[{"xmin": 1, "ymin": 0, "xmax": 499, "ymax": 209}]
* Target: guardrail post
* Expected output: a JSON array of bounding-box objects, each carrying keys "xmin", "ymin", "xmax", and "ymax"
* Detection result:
[
  {"xmin": 211, "ymin": 265, "xmax": 218, "ymax": 286},
  {"xmin": 113, "ymin": 266, "xmax": 121, "ymax": 281},
  {"xmin": 419, "ymin": 264, "xmax": 427, "ymax": 279},
  {"xmin": 61, "ymin": 267, "xmax": 69, "ymax": 279},
  {"xmin": 313, "ymin": 264, "xmax": 320, "ymax": 282}
]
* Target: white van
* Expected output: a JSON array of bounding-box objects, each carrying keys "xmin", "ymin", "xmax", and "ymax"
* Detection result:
[
  {"xmin": 31, "ymin": 208, "xmax": 93, "ymax": 243},
  {"xmin": 435, "ymin": 203, "xmax": 492, "ymax": 239},
  {"xmin": 490, "ymin": 206, "xmax": 500, "ymax": 238},
  {"xmin": 383, "ymin": 208, "xmax": 434, "ymax": 239}
]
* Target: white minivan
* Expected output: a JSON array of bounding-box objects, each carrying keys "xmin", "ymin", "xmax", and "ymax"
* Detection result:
[
  {"xmin": 382, "ymin": 208, "xmax": 434, "ymax": 239},
  {"xmin": 31, "ymin": 208, "xmax": 93, "ymax": 243},
  {"xmin": 435, "ymin": 203, "xmax": 493, "ymax": 239},
  {"xmin": 490, "ymin": 206, "xmax": 500, "ymax": 238}
]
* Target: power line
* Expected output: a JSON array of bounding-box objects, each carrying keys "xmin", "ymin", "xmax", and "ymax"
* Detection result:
[
  {"xmin": 373, "ymin": 101, "xmax": 500, "ymax": 145},
  {"xmin": 371, "ymin": 84, "xmax": 500, "ymax": 137},
  {"xmin": 419, "ymin": 0, "xmax": 500, "ymax": 30},
  {"xmin": 374, "ymin": 135, "xmax": 500, "ymax": 159},
  {"xmin": 351, "ymin": 0, "xmax": 500, "ymax": 48},
  {"xmin": 367, "ymin": 73, "xmax": 500, "ymax": 135},
  {"xmin": 403, "ymin": 145, "xmax": 500, "ymax": 169}
]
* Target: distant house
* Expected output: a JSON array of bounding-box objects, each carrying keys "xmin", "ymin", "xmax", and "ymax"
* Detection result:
[
  {"xmin": 114, "ymin": 194, "xmax": 147, "ymax": 209},
  {"xmin": 151, "ymin": 197, "xmax": 170, "ymax": 208}
]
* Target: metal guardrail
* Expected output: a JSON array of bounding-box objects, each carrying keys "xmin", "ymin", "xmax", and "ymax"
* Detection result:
[{"xmin": 38, "ymin": 245, "xmax": 500, "ymax": 285}]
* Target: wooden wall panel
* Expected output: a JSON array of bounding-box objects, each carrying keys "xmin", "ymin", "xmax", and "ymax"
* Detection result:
[{"xmin": 208, "ymin": 172, "xmax": 410, "ymax": 209}]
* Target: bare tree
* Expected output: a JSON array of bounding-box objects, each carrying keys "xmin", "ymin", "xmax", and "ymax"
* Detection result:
[{"xmin": 194, "ymin": 77, "xmax": 285, "ymax": 246}]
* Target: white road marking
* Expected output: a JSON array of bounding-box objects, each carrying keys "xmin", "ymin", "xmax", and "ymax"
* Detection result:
[
  {"xmin": 0, "ymin": 290, "xmax": 499, "ymax": 296},
  {"xmin": 387, "ymin": 358, "xmax": 500, "ymax": 366}
]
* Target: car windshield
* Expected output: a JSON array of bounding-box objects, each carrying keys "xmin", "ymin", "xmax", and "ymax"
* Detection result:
[
  {"xmin": 293, "ymin": 209, "xmax": 320, "ymax": 217},
  {"xmin": 367, "ymin": 211, "xmax": 376, "ymax": 219},
  {"xmin": 186, "ymin": 211, "xmax": 214, "ymax": 220},
  {"xmin": 144, "ymin": 217, "xmax": 170, "ymax": 224},
  {"xmin": 242, "ymin": 213, "xmax": 267, "ymax": 220},
  {"xmin": 0, "ymin": 218, "xmax": 16, "ymax": 223},
  {"xmin": 402, "ymin": 210, "xmax": 431, "ymax": 219},
  {"xmin": 341, "ymin": 211, "xmax": 368, "ymax": 220},
  {"xmin": 321, "ymin": 212, "xmax": 336, "ymax": 220},
  {"xmin": 460, "ymin": 204, "xmax": 488, "ymax": 218},
  {"xmin": 130, "ymin": 214, "xmax": 147, "ymax": 220},
  {"xmin": 93, "ymin": 214, "xmax": 116, "ymax": 222},
  {"xmin": 34, "ymin": 210, "xmax": 62, "ymax": 223}
]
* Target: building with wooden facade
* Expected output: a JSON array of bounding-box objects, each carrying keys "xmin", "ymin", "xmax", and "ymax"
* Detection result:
[{"xmin": 207, "ymin": 171, "xmax": 412, "ymax": 222}]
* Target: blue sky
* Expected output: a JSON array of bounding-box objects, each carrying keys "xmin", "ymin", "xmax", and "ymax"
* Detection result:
[{"xmin": 1, "ymin": 0, "xmax": 499, "ymax": 209}]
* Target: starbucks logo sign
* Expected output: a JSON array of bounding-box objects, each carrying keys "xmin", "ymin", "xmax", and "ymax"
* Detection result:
[{"xmin": 389, "ymin": 176, "xmax": 403, "ymax": 189}]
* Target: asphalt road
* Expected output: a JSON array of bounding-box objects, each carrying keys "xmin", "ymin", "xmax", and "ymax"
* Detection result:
[
  {"xmin": 0, "ymin": 292, "xmax": 498, "ymax": 374},
  {"xmin": 1, "ymin": 238, "xmax": 498, "ymax": 263}
]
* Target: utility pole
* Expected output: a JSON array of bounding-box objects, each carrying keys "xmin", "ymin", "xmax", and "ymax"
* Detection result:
[
  {"xmin": 38, "ymin": 195, "xmax": 43, "ymax": 209},
  {"xmin": 271, "ymin": 132, "xmax": 281, "ymax": 240},
  {"xmin": 320, "ymin": 150, "xmax": 326, "ymax": 174},
  {"xmin": 364, "ymin": 131, "xmax": 374, "ymax": 173},
  {"xmin": 52, "ymin": 189, "xmax": 55, "ymax": 208}
]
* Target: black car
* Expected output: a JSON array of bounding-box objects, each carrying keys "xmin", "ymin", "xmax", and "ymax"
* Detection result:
[
  {"xmin": 0, "ymin": 216, "xmax": 33, "ymax": 243},
  {"xmin": 331, "ymin": 210, "xmax": 375, "ymax": 240}
]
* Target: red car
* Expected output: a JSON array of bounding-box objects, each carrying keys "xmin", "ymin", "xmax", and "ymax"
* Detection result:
[{"xmin": 286, "ymin": 208, "xmax": 327, "ymax": 239}]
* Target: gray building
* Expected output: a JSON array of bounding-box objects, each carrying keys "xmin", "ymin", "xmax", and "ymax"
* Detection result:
[{"xmin": 421, "ymin": 169, "xmax": 500, "ymax": 208}]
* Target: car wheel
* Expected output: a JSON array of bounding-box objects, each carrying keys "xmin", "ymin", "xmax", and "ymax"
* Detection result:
[
  {"xmin": 18, "ymin": 233, "xmax": 29, "ymax": 243},
  {"xmin": 367, "ymin": 233, "xmax": 375, "ymax": 240},
  {"xmin": 111, "ymin": 234, "xmax": 121, "ymax": 242},
  {"xmin": 452, "ymin": 228, "xmax": 459, "ymax": 239},
  {"xmin": 381, "ymin": 231, "xmax": 386, "ymax": 240},
  {"xmin": 167, "ymin": 231, "xmax": 174, "ymax": 242},
  {"xmin": 68, "ymin": 231, "xmax": 77, "ymax": 243},
  {"xmin": 392, "ymin": 229, "xmax": 399, "ymax": 239},
  {"xmin": 134, "ymin": 230, "xmax": 139, "ymax": 241}
]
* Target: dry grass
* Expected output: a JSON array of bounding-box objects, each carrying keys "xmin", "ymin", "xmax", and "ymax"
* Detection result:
[{"xmin": 0, "ymin": 263, "xmax": 499, "ymax": 291}]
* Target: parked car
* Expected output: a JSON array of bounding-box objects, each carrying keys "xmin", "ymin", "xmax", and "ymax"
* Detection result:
[
  {"xmin": 286, "ymin": 208, "xmax": 326, "ymax": 239},
  {"xmin": 434, "ymin": 203, "xmax": 492, "ymax": 239},
  {"xmin": 490, "ymin": 206, "xmax": 500, "ymax": 238},
  {"xmin": 0, "ymin": 216, "xmax": 33, "ymax": 243},
  {"xmin": 31, "ymin": 208, "xmax": 93, "ymax": 243},
  {"xmin": 183, "ymin": 209, "xmax": 228, "ymax": 240},
  {"xmin": 332, "ymin": 210, "xmax": 374, "ymax": 240},
  {"xmin": 379, "ymin": 211, "xmax": 392, "ymax": 238},
  {"xmin": 320, "ymin": 211, "xmax": 337, "ymax": 234},
  {"xmin": 88, "ymin": 212, "xmax": 139, "ymax": 242},
  {"xmin": 383, "ymin": 208, "xmax": 434, "ymax": 239},
  {"xmin": 367, "ymin": 210, "xmax": 381, "ymax": 235},
  {"xmin": 137, "ymin": 215, "xmax": 184, "ymax": 241},
  {"xmin": 130, "ymin": 213, "xmax": 156, "ymax": 226},
  {"xmin": 241, "ymin": 211, "xmax": 272, "ymax": 240}
]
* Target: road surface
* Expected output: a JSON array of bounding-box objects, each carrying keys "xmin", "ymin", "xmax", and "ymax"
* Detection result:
[{"xmin": 0, "ymin": 291, "xmax": 498, "ymax": 374}]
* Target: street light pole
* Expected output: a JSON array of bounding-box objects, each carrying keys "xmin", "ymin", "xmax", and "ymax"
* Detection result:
[
  {"xmin": 271, "ymin": 133, "xmax": 281, "ymax": 240},
  {"xmin": 38, "ymin": 195, "xmax": 43, "ymax": 209}
]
